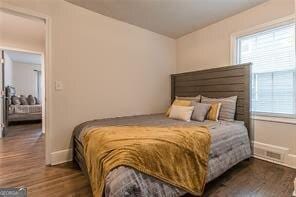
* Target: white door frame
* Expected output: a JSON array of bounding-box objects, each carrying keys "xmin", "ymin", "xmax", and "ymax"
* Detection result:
[
  {"xmin": 0, "ymin": 48, "xmax": 44, "ymax": 132},
  {"xmin": 0, "ymin": 3, "xmax": 52, "ymax": 165}
]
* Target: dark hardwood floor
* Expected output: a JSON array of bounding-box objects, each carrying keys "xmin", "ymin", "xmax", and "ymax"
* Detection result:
[
  {"xmin": 0, "ymin": 123, "xmax": 92, "ymax": 197},
  {"xmin": 0, "ymin": 124, "xmax": 295, "ymax": 197},
  {"xmin": 203, "ymin": 158, "xmax": 296, "ymax": 197}
]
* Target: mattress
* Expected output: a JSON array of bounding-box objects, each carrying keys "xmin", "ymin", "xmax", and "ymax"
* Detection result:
[
  {"xmin": 73, "ymin": 114, "xmax": 251, "ymax": 196},
  {"xmin": 9, "ymin": 104, "xmax": 42, "ymax": 114}
]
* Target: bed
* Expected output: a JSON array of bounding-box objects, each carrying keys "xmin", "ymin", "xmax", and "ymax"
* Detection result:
[
  {"xmin": 5, "ymin": 86, "xmax": 42, "ymax": 124},
  {"xmin": 72, "ymin": 63, "xmax": 252, "ymax": 196},
  {"xmin": 8, "ymin": 104, "xmax": 42, "ymax": 123}
]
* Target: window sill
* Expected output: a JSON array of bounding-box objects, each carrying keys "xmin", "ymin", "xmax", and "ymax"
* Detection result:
[{"xmin": 251, "ymin": 115, "xmax": 296, "ymax": 125}]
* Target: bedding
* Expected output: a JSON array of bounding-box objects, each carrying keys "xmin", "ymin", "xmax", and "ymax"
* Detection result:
[
  {"xmin": 19, "ymin": 95, "xmax": 29, "ymax": 105},
  {"xmin": 166, "ymin": 99, "xmax": 192, "ymax": 116},
  {"xmin": 6, "ymin": 86, "xmax": 42, "ymax": 123},
  {"xmin": 202, "ymin": 96, "xmax": 237, "ymax": 121},
  {"xmin": 206, "ymin": 103, "xmax": 221, "ymax": 121},
  {"xmin": 73, "ymin": 114, "xmax": 251, "ymax": 197},
  {"xmin": 83, "ymin": 125, "xmax": 211, "ymax": 197},
  {"xmin": 168, "ymin": 105, "xmax": 194, "ymax": 121},
  {"xmin": 191, "ymin": 102, "xmax": 211, "ymax": 122},
  {"xmin": 8, "ymin": 104, "xmax": 42, "ymax": 123},
  {"xmin": 9, "ymin": 104, "xmax": 42, "ymax": 114},
  {"xmin": 11, "ymin": 96, "xmax": 21, "ymax": 105},
  {"xmin": 27, "ymin": 95, "xmax": 36, "ymax": 105}
]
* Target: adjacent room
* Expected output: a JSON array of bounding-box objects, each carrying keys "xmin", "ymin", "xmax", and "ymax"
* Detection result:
[
  {"xmin": 4, "ymin": 50, "xmax": 42, "ymax": 129},
  {"xmin": 0, "ymin": 0, "xmax": 295, "ymax": 197}
]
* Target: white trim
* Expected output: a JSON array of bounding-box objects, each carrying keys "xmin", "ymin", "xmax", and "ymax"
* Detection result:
[
  {"xmin": 252, "ymin": 155, "xmax": 296, "ymax": 169},
  {"xmin": 230, "ymin": 33, "xmax": 237, "ymax": 65},
  {"xmin": 230, "ymin": 15, "xmax": 296, "ymax": 118},
  {"xmin": 50, "ymin": 149, "xmax": 73, "ymax": 165},
  {"xmin": 252, "ymin": 141, "xmax": 296, "ymax": 169},
  {"xmin": 0, "ymin": 3, "xmax": 52, "ymax": 165},
  {"xmin": 252, "ymin": 115, "xmax": 296, "ymax": 125},
  {"xmin": 230, "ymin": 15, "xmax": 295, "ymax": 65},
  {"xmin": 286, "ymin": 154, "xmax": 296, "ymax": 168},
  {"xmin": 0, "ymin": 47, "xmax": 42, "ymax": 56}
]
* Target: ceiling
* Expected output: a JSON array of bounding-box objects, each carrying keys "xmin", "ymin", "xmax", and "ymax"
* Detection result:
[
  {"xmin": 65, "ymin": 0, "xmax": 268, "ymax": 38},
  {"xmin": 5, "ymin": 50, "xmax": 42, "ymax": 65}
]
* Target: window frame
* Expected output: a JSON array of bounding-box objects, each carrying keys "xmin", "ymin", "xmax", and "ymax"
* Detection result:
[
  {"xmin": 34, "ymin": 70, "xmax": 42, "ymax": 101},
  {"xmin": 230, "ymin": 15, "xmax": 296, "ymax": 119}
]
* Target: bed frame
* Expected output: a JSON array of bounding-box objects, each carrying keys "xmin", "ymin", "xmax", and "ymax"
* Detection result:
[
  {"xmin": 5, "ymin": 86, "xmax": 42, "ymax": 125},
  {"xmin": 73, "ymin": 63, "xmax": 252, "ymax": 187},
  {"xmin": 171, "ymin": 63, "xmax": 251, "ymax": 131}
]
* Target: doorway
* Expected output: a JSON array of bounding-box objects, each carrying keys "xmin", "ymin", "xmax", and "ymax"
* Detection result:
[
  {"xmin": 0, "ymin": 6, "xmax": 50, "ymax": 163},
  {"xmin": 1, "ymin": 49, "xmax": 44, "ymax": 136}
]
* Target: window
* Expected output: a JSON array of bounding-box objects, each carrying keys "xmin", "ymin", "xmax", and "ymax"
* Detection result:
[
  {"xmin": 34, "ymin": 70, "xmax": 42, "ymax": 102},
  {"xmin": 236, "ymin": 21, "xmax": 295, "ymax": 117}
]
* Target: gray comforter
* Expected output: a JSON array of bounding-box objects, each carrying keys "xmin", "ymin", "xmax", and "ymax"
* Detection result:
[{"xmin": 73, "ymin": 114, "xmax": 251, "ymax": 197}]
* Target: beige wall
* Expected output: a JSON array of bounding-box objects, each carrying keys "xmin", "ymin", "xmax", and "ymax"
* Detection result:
[
  {"xmin": 177, "ymin": 0, "xmax": 294, "ymax": 72},
  {"xmin": 0, "ymin": 10, "xmax": 45, "ymax": 52},
  {"xmin": 12, "ymin": 62, "xmax": 41, "ymax": 97},
  {"xmin": 176, "ymin": 0, "xmax": 296, "ymax": 159},
  {"xmin": 253, "ymin": 120, "xmax": 296, "ymax": 155},
  {"xmin": 0, "ymin": 1, "xmax": 176, "ymax": 159},
  {"xmin": 1, "ymin": 0, "xmax": 295, "ymax": 166},
  {"xmin": 3, "ymin": 52, "xmax": 13, "ymax": 87}
]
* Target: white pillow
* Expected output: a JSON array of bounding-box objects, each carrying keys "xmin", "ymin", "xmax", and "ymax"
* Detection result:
[{"xmin": 169, "ymin": 105, "xmax": 194, "ymax": 122}]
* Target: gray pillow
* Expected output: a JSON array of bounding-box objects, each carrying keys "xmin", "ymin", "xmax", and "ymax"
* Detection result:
[
  {"xmin": 27, "ymin": 95, "xmax": 36, "ymax": 105},
  {"xmin": 191, "ymin": 101, "xmax": 211, "ymax": 122},
  {"xmin": 35, "ymin": 97, "xmax": 40, "ymax": 104},
  {"xmin": 201, "ymin": 96, "xmax": 237, "ymax": 121},
  {"xmin": 11, "ymin": 96, "xmax": 21, "ymax": 105},
  {"xmin": 19, "ymin": 95, "xmax": 28, "ymax": 105}
]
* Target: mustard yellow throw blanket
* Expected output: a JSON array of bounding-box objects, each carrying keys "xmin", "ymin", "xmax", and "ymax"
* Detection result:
[{"xmin": 83, "ymin": 126, "xmax": 211, "ymax": 197}]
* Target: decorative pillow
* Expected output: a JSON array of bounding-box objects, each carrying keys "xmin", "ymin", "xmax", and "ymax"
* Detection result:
[
  {"xmin": 27, "ymin": 95, "xmax": 36, "ymax": 105},
  {"xmin": 19, "ymin": 95, "xmax": 28, "ymax": 105},
  {"xmin": 201, "ymin": 96, "xmax": 237, "ymax": 121},
  {"xmin": 11, "ymin": 96, "xmax": 21, "ymax": 105},
  {"xmin": 175, "ymin": 95, "xmax": 201, "ymax": 102},
  {"xmin": 207, "ymin": 103, "xmax": 222, "ymax": 121},
  {"xmin": 35, "ymin": 97, "xmax": 40, "ymax": 104},
  {"xmin": 191, "ymin": 101, "xmax": 211, "ymax": 122},
  {"xmin": 169, "ymin": 105, "xmax": 194, "ymax": 122},
  {"xmin": 166, "ymin": 99, "xmax": 192, "ymax": 116}
]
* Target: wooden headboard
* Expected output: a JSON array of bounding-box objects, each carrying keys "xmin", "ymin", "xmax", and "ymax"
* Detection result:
[{"xmin": 171, "ymin": 63, "xmax": 251, "ymax": 130}]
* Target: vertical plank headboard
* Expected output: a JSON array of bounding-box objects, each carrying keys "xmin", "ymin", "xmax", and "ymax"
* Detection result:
[{"xmin": 171, "ymin": 63, "xmax": 251, "ymax": 130}]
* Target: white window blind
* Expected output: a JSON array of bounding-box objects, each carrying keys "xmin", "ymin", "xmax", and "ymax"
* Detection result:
[{"xmin": 237, "ymin": 22, "xmax": 296, "ymax": 116}]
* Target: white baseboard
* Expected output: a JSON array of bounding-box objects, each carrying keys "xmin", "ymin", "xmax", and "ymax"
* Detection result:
[
  {"xmin": 286, "ymin": 154, "xmax": 296, "ymax": 168},
  {"xmin": 252, "ymin": 141, "xmax": 296, "ymax": 169},
  {"xmin": 49, "ymin": 143, "xmax": 296, "ymax": 169},
  {"xmin": 252, "ymin": 155, "xmax": 296, "ymax": 169},
  {"xmin": 50, "ymin": 149, "xmax": 73, "ymax": 165}
]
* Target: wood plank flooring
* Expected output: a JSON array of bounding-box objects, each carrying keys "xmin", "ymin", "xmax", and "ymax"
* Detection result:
[
  {"xmin": 0, "ymin": 124, "xmax": 295, "ymax": 197},
  {"xmin": 0, "ymin": 123, "xmax": 92, "ymax": 197}
]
